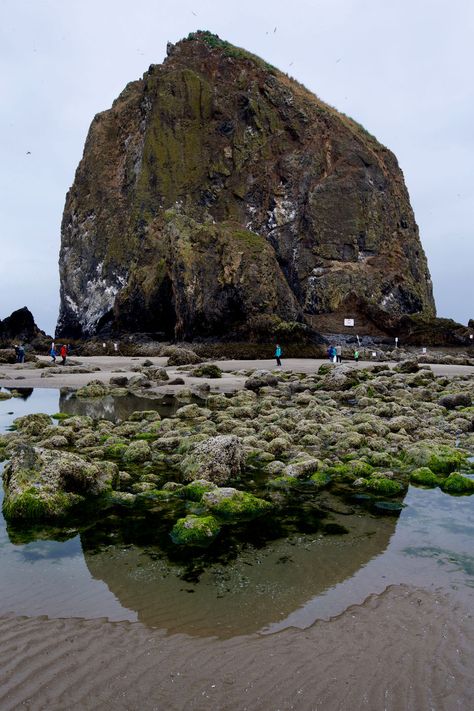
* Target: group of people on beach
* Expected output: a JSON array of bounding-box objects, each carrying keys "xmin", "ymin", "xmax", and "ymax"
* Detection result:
[
  {"xmin": 274, "ymin": 343, "xmax": 360, "ymax": 367},
  {"xmin": 49, "ymin": 343, "xmax": 68, "ymax": 365}
]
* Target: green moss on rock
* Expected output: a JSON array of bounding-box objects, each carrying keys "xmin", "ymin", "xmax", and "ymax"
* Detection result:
[
  {"xmin": 440, "ymin": 473, "xmax": 474, "ymax": 495},
  {"xmin": 404, "ymin": 443, "xmax": 468, "ymax": 475},
  {"xmin": 410, "ymin": 467, "xmax": 440, "ymax": 488},
  {"xmin": 170, "ymin": 514, "xmax": 221, "ymax": 547},
  {"xmin": 202, "ymin": 487, "xmax": 272, "ymax": 520},
  {"xmin": 310, "ymin": 471, "xmax": 331, "ymax": 488},
  {"xmin": 365, "ymin": 477, "xmax": 404, "ymax": 496},
  {"xmin": 183, "ymin": 479, "xmax": 216, "ymax": 501},
  {"xmin": 192, "ymin": 364, "xmax": 222, "ymax": 378}
]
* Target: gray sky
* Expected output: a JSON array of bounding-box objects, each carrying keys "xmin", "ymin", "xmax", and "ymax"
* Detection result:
[{"xmin": 0, "ymin": 0, "xmax": 472, "ymax": 335}]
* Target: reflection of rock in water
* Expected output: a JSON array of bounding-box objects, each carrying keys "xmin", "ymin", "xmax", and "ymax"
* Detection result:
[
  {"xmin": 82, "ymin": 507, "xmax": 398, "ymax": 638},
  {"xmin": 6, "ymin": 387, "xmax": 33, "ymax": 400},
  {"xmin": 59, "ymin": 392, "xmax": 181, "ymax": 421}
]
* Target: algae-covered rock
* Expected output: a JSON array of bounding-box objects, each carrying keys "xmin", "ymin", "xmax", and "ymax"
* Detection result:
[
  {"xmin": 440, "ymin": 473, "xmax": 474, "ymax": 495},
  {"xmin": 410, "ymin": 467, "xmax": 440, "ymax": 487},
  {"xmin": 285, "ymin": 457, "xmax": 320, "ymax": 478},
  {"xmin": 165, "ymin": 347, "xmax": 201, "ymax": 366},
  {"xmin": 319, "ymin": 364, "xmax": 360, "ymax": 391},
  {"xmin": 404, "ymin": 442, "xmax": 469, "ymax": 474},
  {"xmin": 438, "ymin": 393, "xmax": 472, "ymax": 410},
  {"xmin": 182, "ymin": 479, "xmax": 216, "ymax": 501},
  {"xmin": 181, "ymin": 435, "xmax": 244, "ymax": 485},
  {"xmin": 365, "ymin": 477, "xmax": 404, "ymax": 496},
  {"xmin": 13, "ymin": 413, "xmax": 52, "ymax": 437},
  {"xmin": 310, "ymin": 471, "xmax": 331, "ymax": 488},
  {"xmin": 2, "ymin": 443, "xmax": 118, "ymax": 520},
  {"xmin": 123, "ymin": 440, "xmax": 152, "ymax": 463},
  {"xmin": 170, "ymin": 514, "xmax": 221, "ymax": 547},
  {"xmin": 176, "ymin": 404, "xmax": 211, "ymax": 420},
  {"xmin": 202, "ymin": 487, "xmax": 272, "ymax": 520},
  {"xmin": 192, "ymin": 364, "xmax": 222, "ymax": 378},
  {"xmin": 395, "ymin": 360, "xmax": 419, "ymax": 374},
  {"xmin": 76, "ymin": 380, "xmax": 110, "ymax": 398},
  {"xmin": 103, "ymin": 442, "xmax": 128, "ymax": 459},
  {"xmin": 245, "ymin": 372, "xmax": 278, "ymax": 391}
]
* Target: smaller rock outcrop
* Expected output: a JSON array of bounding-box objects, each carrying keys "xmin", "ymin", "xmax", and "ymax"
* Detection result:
[{"xmin": 0, "ymin": 307, "xmax": 49, "ymax": 349}]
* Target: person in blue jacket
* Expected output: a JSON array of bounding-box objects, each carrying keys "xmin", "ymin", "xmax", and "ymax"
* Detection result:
[{"xmin": 275, "ymin": 343, "xmax": 282, "ymax": 367}]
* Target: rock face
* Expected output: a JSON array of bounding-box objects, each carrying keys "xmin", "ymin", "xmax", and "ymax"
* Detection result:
[
  {"xmin": 0, "ymin": 307, "xmax": 46, "ymax": 346},
  {"xmin": 57, "ymin": 31, "xmax": 435, "ymax": 340}
]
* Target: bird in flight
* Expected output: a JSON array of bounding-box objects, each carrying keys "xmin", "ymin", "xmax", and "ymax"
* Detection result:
[{"xmin": 26, "ymin": 151, "xmax": 31, "ymax": 155}]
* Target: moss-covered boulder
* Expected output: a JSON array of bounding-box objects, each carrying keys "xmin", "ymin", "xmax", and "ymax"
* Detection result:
[
  {"xmin": 123, "ymin": 440, "xmax": 152, "ymax": 463},
  {"xmin": 2, "ymin": 443, "xmax": 118, "ymax": 520},
  {"xmin": 365, "ymin": 476, "xmax": 404, "ymax": 496},
  {"xmin": 170, "ymin": 514, "xmax": 221, "ymax": 547},
  {"xmin": 182, "ymin": 479, "xmax": 216, "ymax": 501},
  {"xmin": 192, "ymin": 363, "xmax": 222, "ymax": 378},
  {"xmin": 438, "ymin": 393, "xmax": 472, "ymax": 410},
  {"xmin": 310, "ymin": 471, "xmax": 332, "ymax": 488},
  {"xmin": 410, "ymin": 467, "xmax": 440, "ymax": 487},
  {"xmin": 181, "ymin": 435, "xmax": 244, "ymax": 485},
  {"xmin": 404, "ymin": 442, "xmax": 469, "ymax": 474},
  {"xmin": 13, "ymin": 413, "xmax": 52, "ymax": 437},
  {"xmin": 440, "ymin": 473, "xmax": 474, "ymax": 495},
  {"xmin": 202, "ymin": 487, "xmax": 272, "ymax": 520},
  {"xmin": 176, "ymin": 403, "xmax": 211, "ymax": 420},
  {"xmin": 103, "ymin": 442, "xmax": 128, "ymax": 459},
  {"xmin": 76, "ymin": 380, "xmax": 110, "ymax": 398}
]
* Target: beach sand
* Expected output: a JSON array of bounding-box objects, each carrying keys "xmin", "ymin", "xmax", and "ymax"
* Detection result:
[
  {"xmin": 0, "ymin": 585, "xmax": 472, "ymax": 710},
  {"xmin": 1, "ymin": 355, "xmax": 473, "ymax": 393}
]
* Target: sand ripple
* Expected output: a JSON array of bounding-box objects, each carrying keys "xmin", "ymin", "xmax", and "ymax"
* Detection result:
[{"xmin": 0, "ymin": 585, "xmax": 473, "ymax": 710}]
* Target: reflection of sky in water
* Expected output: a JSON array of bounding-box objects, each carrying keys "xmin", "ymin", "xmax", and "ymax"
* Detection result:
[
  {"xmin": 0, "ymin": 388, "xmax": 60, "ymax": 432},
  {"xmin": 266, "ymin": 485, "xmax": 474, "ymax": 632}
]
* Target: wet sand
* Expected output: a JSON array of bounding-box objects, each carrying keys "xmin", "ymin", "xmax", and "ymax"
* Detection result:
[
  {"xmin": 0, "ymin": 585, "xmax": 472, "ymax": 710},
  {"xmin": 1, "ymin": 355, "xmax": 473, "ymax": 393}
]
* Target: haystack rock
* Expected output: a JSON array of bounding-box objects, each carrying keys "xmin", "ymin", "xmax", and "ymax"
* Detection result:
[{"xmin": 56, "ymin": 32, "xmax": 435, "ymax": 341}]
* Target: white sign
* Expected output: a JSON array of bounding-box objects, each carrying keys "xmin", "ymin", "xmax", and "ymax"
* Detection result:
[
  {"xmin": 344, "ymin": 318, "xmax": 354, "ymax": 327},
  {"xmin": 372, "ymin": 351, "xmax": 377, "ymax": 358},
  {"xmin": 422, "ymin": 347, "xmax": 427, "ymax": 353}
]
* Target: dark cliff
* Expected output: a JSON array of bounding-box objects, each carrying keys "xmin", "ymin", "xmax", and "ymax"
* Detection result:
[{"xmin": 57, "ymin": 32, "xmax": 435, "ymax": 340}]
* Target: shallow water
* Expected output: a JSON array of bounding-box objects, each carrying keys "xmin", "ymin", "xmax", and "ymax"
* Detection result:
[
  {"xmin": 1, "ymin": 389, "xmax": 473, "ymax": 639},
  {"xmin": 0, "ymin": 387, "xmax": 185, "ymax": 428}
]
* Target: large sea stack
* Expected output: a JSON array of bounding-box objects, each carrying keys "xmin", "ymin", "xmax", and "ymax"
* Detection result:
[{"xmin": 57, "ymin": 32, "xmax": 435, "ymax": 341}]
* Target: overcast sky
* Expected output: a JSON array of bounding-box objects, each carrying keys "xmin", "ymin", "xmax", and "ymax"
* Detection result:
[{"xmin": 0, "ymin": 0, "xmax": 472, "ymax": 335}]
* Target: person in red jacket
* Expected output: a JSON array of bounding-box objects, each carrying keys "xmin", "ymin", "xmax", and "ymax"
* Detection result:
[{"xmin": 60, "ymin": 344, "xmax": 68, "ymax": 365}]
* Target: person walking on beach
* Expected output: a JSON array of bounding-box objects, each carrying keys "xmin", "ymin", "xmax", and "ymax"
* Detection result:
[
  {"xmin": 336, "ymin": 344, "xmax": 342, "ymax": 363},
  {"xmin": 60, "ymin": 344, "xmax": 68, "ymax": 365},
  {"xmin": 275, "ymin": 343, "xmax": 282, "ymax": 367},
  {"xmin": 328, "ymin": 345, "xmax": 337, "ymax": 363},
  {"xmin": 354, "ymin": 349, "xmax": 359, "ymax": 364},
  {"xmin": 49, "ymin": 344, "xmax": 57, "ymax": 363},
  {"xmin": 17, "ymin": 344, "xmax": 25, "ymax": 363}
]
